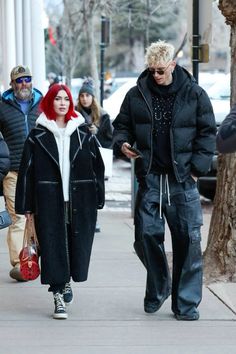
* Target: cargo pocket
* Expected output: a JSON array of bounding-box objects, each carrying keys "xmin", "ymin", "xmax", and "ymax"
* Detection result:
[{"xmin": 184, "ymin": 187, "xmax": 203, "ymax": 228}]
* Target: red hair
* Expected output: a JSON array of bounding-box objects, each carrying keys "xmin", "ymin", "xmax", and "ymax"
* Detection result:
[{"xmin": 40, "ymin": 84, "xmax": 77, "ymax": 122}]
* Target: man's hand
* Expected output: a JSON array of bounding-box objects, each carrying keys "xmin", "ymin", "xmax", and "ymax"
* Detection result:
[
  {"xmin": 191, "ymin": 174, "xmax": 198, "ymax": 182},
  {"xmin": 121, "ymin": 142, "xmax": 140, "ymax": 159}
]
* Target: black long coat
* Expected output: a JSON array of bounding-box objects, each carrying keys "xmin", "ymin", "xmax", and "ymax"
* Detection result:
[{"xmin": 15, "ymin": 123, "xmax": 105, "ymax": 285}]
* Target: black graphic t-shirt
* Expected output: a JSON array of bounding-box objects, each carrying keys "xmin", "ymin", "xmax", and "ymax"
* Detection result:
[{"xmin": 151, "ymin": 91, "xmax": 176, "ymax": 173}]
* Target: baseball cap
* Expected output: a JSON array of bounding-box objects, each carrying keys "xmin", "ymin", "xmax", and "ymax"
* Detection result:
[{"xmin": 10, "ymin": 65, "xmax": 32, "ymax": 81}]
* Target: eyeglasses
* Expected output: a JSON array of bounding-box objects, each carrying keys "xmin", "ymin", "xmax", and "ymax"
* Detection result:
[
  {"xmin": 148, "ymin": 62, "xmax": 172, "ymax": 76},
  {"xmin": 15, "ymin": 76, "xmax": 32, "ymax": 84}
]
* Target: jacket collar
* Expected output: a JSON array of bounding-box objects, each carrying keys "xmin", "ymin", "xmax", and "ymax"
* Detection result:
[
  {"xmin": 34, "ymin": 113, "xmax": 87, "ymax": 167},
  {"xmin": 36, "ymin": 112, "xmax": 85, "ymax": 137}
]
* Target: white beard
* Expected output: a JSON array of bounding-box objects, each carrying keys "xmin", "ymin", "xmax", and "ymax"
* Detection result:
[{"xmin": 15, "ymin": 87, "xmax": 32, "ymax": 100}]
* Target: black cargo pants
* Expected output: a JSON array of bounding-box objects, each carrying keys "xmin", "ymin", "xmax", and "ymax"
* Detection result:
[{"xmin": 134, "ymin": 173, "xmax": 203, "ymax": 318}]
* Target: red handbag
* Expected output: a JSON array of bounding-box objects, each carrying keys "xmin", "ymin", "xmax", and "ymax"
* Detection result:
[{"xmin": 19, "ymin": 217, "xmax": 40, "ymax": 281}]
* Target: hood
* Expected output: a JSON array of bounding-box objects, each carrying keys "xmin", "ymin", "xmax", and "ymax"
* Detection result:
[
  {"xmin": 36, "ymin": 112, "xmax": 85, "ymax": 137},
  {"xmin": 2, "ymin": 87, "xmax": 43, "ymax": 106},
  {"xmin": 138, "ymin": 64, "xmax": 195, "ymax": 95}
]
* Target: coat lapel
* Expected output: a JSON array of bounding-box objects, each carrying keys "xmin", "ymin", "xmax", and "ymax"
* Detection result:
[
  {"xmin": 35, "ymin": 130, "xmax": 60, "ymax": 167},
  {"xmin": 70, "ymin": 128, "xmax": 87, "ymax": 163}
]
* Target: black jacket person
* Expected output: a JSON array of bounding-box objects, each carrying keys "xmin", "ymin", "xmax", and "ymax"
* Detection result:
[
  {"xmin": 113, "ymin": 41, "xmax": 216, "ymax": 321},
  {"xmin": 15, "ymin": 84, "xmax": 105, "ymax": 320}
]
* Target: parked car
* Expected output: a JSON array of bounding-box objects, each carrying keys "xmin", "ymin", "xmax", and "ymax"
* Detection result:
[
  {"xmin": 103, "ymin": 77, "xmax": 138, "ymax": 120},
  {"xmin": 198, "ymin": 74, "xmax": 230, "ymax": 200}
]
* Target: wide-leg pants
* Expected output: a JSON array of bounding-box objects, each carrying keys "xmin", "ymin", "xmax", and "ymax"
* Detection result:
[{"xmin": 134, "ymin": 173, "xmax": 203, "ymax": 318}]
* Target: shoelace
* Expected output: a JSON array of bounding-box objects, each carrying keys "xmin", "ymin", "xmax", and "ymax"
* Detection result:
[
  {"xmin": 63, "ymin": 282, "xmax": 71, "ymax": 295},
  {"xmin": 54, "ymin": 293, "xmax": 65, "ymax": 311}
]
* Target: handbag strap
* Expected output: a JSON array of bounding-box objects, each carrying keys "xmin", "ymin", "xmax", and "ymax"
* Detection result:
[{"xmin": 23, "ymin": 217, "xmax": 39, "ymax": 250}]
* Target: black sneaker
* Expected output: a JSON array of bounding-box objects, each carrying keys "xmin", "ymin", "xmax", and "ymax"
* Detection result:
[
  {"xmin": 175, "ymin": 312, "xmax": 199, "ymax": 321},
  {"xmin": 53, "ymin": 292, "xmax": 68, "ymax": 319},
  {"xmin": 144, "ymin": 291, "xmax": 171, "ymax": 314},
  {"xmin": 62, "ymin": 282, "xmax": 73, "ymax": 305}
]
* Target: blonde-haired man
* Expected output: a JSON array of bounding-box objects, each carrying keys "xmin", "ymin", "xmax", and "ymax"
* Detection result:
[{"xmin": 113, "ymin": 40, "xmax": 216, "ymax": 320}]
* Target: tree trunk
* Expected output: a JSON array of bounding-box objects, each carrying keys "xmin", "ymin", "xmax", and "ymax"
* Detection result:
[{"xmin": 204, "ymin": 0, "xmax": 236, "ymax": 283}]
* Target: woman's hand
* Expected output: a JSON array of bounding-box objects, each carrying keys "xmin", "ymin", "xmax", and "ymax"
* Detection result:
[
  {"xmin": 25, "ymin": 212, "xmax": 33, "ymax": 221},
  {"xmin": 89, "ymin": 124, "xmax": 98, "ymax": 135}
]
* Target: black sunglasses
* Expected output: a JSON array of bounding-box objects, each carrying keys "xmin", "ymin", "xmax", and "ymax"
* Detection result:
[
  {"xmin": 148, "ymin": 62, "xmax": 171, "ymax": 76},
  {"xmin": 15, "ymin": 76, "xmax": 32, "ymax": 84}
]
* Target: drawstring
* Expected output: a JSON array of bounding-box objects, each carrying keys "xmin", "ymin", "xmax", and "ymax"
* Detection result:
[
  {"xmin": 159, "ymin": 174, "xmax": 171, "ymax": 219},
  {"xmin": 165, "ymin": 174, "xmax": 171, "ymax": 206},
  {"xmin": 159, "ymin": 174, "xmax": 163, "ymax": 219}
]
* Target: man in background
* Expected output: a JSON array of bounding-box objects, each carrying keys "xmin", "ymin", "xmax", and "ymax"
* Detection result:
[{"xmin": 0, "ymin": 65, "xmax": 43, "ymax": 281}]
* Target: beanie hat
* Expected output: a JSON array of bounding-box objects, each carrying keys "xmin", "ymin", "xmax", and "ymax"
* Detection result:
[
  {"xmin": 10, "ymin": 65, "xmax": 32, "ymax": 81},
  {"xmin": 79, "ymin": 78, "xmax": 95, "ymax": 97}
]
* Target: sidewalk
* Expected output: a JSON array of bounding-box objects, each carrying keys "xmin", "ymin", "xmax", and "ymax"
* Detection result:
[{"xmin": 0, "ymin": 160, "xmax": 236, "ymax": 353}]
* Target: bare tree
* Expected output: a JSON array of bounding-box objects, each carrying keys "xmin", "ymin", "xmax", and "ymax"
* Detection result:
[
  {"xmin": 61, "ymin": 0, "xmax": 84, "ymax": 86},
  {"xmin": 45, "ymin": 0, "xmax": 84, "ymax": 87},
  {"xmin": 80, "ymin": 0, "xmax": 113, "ymax": 97},
  {"xmin": 203, "ymin": 0, "xmax": 236, "ymax": 283}
]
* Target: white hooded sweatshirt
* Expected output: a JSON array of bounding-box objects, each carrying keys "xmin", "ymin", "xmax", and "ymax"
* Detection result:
[{"xmin": 36, "ymin": 112, "xmax": 85, "ymax": 201}]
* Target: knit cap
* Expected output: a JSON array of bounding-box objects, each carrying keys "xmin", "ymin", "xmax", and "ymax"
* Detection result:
[{"xmin": 79, "ymin": 78, "xmax": 95, "ymax": 97}]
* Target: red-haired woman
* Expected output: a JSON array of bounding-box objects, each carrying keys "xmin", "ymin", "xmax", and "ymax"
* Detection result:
[{"xmin": 15, "ymin": 84, "xmax": 105, "ymax": 320}]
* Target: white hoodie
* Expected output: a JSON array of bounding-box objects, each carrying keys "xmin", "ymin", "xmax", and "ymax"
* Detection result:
[{"xmin": 36, "ymin": 112, "xmax": 85, "ymax": 201}]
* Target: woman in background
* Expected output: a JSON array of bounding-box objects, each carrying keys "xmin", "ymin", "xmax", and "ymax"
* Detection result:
[
  {"xmin": 77, "ymin": 78, "xmax": 113, "ymax": 232},
  {"xmin": 77, "ymin": 78, "xmax": 113, "ymax": 148},
  {"xmin": 15, "ymin": 84, "xmax": 105, "ymax": 320}
]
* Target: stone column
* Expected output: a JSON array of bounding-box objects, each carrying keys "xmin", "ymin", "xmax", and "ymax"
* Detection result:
[
  {"xmin": 22, "ymin": 0, "xmax": 32, "ymax": 68},
  {"xmin": 15, "ymin": 0, "xmax": 24, "ymax": 65},
  {"xmin": 30, "ymin": 0, "xmax": 46, "ymax": 93},
  {"xmin": 1, "ymin": 0, "xmax": 16, "ymax": 90}
]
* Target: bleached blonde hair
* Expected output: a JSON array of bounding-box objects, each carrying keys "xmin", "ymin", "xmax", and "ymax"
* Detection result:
[{"xmin": 145, "ymin": 40, "xmax": 175, "ymax": 67}]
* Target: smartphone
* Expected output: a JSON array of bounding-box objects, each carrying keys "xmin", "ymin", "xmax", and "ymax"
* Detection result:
[{"xmin": 128, "ymin": 146, "xmax": 142, "ymax": 158}]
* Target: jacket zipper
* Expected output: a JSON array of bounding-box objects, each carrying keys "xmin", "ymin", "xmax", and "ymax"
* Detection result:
[
  {"xmin": 25, "ymin": 114, "xmax": 29, "ymax": 136},
  {"xmin": 137, "ymin": 85, "xmax": 154, "ymax": 175},
  {"xmin": 170, "ymin": 96, "xmax": 182, "ymax": 182}
]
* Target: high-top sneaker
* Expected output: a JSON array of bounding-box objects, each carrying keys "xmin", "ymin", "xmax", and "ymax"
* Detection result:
[
  {"xmin": 62, "ymin": 282, "xmax": 73, "ymax": 305},
  {"xmin": 53, "ymin": 291, "xmax": 68, "ymax": 319}
]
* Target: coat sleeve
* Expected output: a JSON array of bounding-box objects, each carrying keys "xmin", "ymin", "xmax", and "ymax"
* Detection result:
[
  {"xmin": 89, "ymin": 135, "xmax": 105, "ymax": 209},
  {"xmin": 216, "ymin": 104, "xmax": 236, "ymax": 154},
  {"xmin": 191, "ymin": 88, "xmax": 217, "ymax": 176},
  {"xmin": 112, "ymin": 90, "xmax": 136, "ymax": 157},
  {"xmin": 15, "ymin": 135, "xmax": 35, "ymax": 214},
  {"xmin": 0, "ymin": 132, "xmax": 10, "ymax": 181},
  {"xmin": 96, "ymin": 113, "xmax": 113, "ymax": 148}
]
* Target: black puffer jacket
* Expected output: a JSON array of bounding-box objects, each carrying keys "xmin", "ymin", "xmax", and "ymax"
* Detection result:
[
  {"xmin": 113, "ymin": 65, "xmax": 216, "ymax": 182},
  {"xmin": 0, "ymin": 88, "xmax": 43, "ymax": 171}
]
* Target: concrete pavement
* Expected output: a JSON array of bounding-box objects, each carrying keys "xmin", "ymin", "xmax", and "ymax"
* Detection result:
[{"xmin": 0, "ymin": 159, "xmax": 236, "ymax": 354}]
